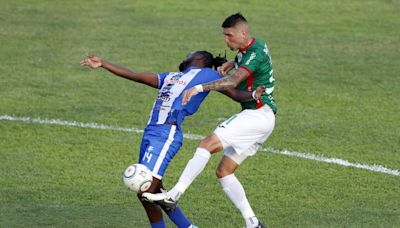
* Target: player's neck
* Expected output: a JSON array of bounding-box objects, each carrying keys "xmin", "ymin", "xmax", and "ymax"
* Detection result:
[{"xmin": 239, "ymin": 36, "xmax": 254, "ymax": 52}]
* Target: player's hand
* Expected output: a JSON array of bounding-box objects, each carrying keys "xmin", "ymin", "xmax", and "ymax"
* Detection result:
[
  {"xmin": 80, "ymin": 54, "xmax": 103, "ymax": 69},
  {"xmin": 182, "ymin": 87, "xmax": 199, "ymax": 105},
  {"xmin": 254, "ymin": 85, "xmax": 266, "ymax": 100},
  {"xmin": 217, "ymin": 60, "xmax": 234, "ymax": 76}
]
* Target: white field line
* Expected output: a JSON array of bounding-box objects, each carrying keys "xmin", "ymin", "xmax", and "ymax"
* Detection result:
[
  {"xmin": 262, "ymin": 148, "xmax": 399, "ymax": 176},
  {"xmin": 1, "ymin": 114, "xmax": 399, "ymax": 177}
]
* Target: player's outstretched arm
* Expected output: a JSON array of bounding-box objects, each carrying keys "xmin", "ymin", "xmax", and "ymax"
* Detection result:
[{"xmin": 80, "ymin": 54, "xmax": 159, "ymax": 88}]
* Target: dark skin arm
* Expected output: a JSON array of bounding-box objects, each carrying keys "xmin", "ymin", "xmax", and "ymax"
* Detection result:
[
  {"xmin": 220, "ymin": 86, "xmax": 266, "ymax": 102},
  {"xmin": 80, "ymin": 55, "xmax": 159, "ymax": 88}
]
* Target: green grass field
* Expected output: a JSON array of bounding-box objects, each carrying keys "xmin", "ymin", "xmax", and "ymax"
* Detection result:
[{"xmin": 1, "ymin": 0, "xmax": 399, "ymax": 227}]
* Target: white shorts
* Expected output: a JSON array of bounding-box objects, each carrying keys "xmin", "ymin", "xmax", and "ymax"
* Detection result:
[{"xmin": 214, "ymin": 105, "xmax": 275, "ymax": 164}]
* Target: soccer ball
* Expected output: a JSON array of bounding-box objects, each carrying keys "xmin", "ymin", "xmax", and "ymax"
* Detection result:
[{"xmin": 123, "ymin": 164, "xmax": 153, "ymax": 193}]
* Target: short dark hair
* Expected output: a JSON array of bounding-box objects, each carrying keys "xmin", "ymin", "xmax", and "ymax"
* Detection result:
[{"xmin": 222, "ymin": 13, "xmax": 247, "ymax": 28}]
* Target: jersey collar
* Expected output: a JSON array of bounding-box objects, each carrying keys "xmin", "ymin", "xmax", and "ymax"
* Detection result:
[
  {"xmin": 239, "ymin": 38, "xmax": 255, "ymax": 53},
  {"xmin": 184, "ymin": 66, "xmax": 200, "ymax": 72}
]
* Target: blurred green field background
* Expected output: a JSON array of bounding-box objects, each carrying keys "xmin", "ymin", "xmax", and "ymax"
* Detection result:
[{"xmin": 1, "ymin": 0, "xmax": 399, "ymax": 227}]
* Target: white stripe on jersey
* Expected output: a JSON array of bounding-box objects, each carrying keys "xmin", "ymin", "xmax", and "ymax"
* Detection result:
[
  {"xmin": 156, "ymin": 69, "xmax": 201, "ymax": 124},
  {"xmin": 152, "ymin": 125, "xmax": 177, "ymax": 179},
  {"xmin": 147, "ymin": 72, "xmax": 177, "ymax": 126}
]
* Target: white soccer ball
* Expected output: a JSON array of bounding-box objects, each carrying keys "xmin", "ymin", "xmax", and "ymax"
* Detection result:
[{"xmin": 123, "ymin": 164, "xmax": 153, "ymax": 193}]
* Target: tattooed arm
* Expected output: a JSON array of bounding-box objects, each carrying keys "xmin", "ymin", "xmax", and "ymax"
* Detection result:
[
  {"xmin": 182, "ymin": 68, "xmax": 250, "ymax": 105},
  {"xmin": 202, "ymin": 68, "xmax": 249, "ymax": 91}
]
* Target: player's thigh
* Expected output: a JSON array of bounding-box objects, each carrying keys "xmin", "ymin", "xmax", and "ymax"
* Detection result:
[
  {"xmin": 214, "ymin": 107, "xmax": 275, "ymax": 155},
  {"xmin": 198, "ymin": 133, "xmax": 224, "ymax": 153},
  {"xmin": 225, "ymin": 107, "xmax": 274, "ymax": 137},
  {"xmin": 223, "ymin": 146, "xmax": 249, "ymax": 165}
]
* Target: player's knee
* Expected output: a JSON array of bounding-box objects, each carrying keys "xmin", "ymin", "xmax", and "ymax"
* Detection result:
[
  {"xmin": 198, "ymin": 137, "xmax": 212, "ymax": 149},
  {"xmin": 137, "ymin": 179, "xmax": 161, "ymax": 200},
  {"xmin": 198, "ymin": 134, "xmax": 223, "ymax": 153},
  {"xmin": 145, "ymin": 178, "xmax": 162, "ymax": 194},
  {"xmin": 216, "ymin": 166, "xmax": 230, "ymax": 178}
]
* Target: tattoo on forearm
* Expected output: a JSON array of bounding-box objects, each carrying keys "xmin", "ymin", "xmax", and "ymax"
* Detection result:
[{"xmin": 203, "ymin": 75, "xmax": 241, "ymax": 91}]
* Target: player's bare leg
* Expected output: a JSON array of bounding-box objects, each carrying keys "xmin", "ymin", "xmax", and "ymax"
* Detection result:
[
  {"xmin": 198, "ymin": 133, "xmax": 224, "ymax": 153},
  {"xmin": 138, "ymin": 178, "xmax": 164, "ymax": 224},
  {"xmin": 215, "ymin": 155, "xmax": 239, "ymax": 178}
]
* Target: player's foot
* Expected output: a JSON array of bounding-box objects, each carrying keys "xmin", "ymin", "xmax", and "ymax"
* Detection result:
[
  {"xmin": 255, "ymin": 221, "xmax": 265, "ymax": 228},
  {"xmin": 245, "ymin": 217, "xmax": 264, "ymax": 228},
  {"xmin": 244, "ymin": 221, "xmax": 264, "ymax": 228},
  {"xmin": 142, "ymin": 192, "xmax": 177, "ymax": 211}
]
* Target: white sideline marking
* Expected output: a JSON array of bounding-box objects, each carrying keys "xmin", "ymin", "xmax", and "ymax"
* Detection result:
[
  {"xmin": 1, "ymin": 114, "xmax": 399, "ymax": 177},
  {"xmin": 262, "ymin": 148, "xmax": 399, "ymax": 176}
]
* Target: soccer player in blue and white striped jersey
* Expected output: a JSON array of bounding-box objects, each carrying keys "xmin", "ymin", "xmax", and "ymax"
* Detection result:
[{"xmin": 80, "ymin": 51, "xmax": 263, "ymax": 228}]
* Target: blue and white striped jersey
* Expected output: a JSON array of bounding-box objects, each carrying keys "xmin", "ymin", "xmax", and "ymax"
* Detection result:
[{"xmin": 147, "ymin": 67, "xmax": 221, "ymax": 127}]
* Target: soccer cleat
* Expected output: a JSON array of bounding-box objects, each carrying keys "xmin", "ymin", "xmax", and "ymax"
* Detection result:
[
  {"xmin": 255, "ymin": 221, "xmax": 265, "ymax": 228},
  {"xmin": 142, "ymin": 192, "xmax": 178, "ymax": 212},
  {"xmin": 244, "ymin": 221, "xmax": 265, "ymax": 228},
  {"xmin": 245, "ymin": 217, "xmax": 265, "ymax": 228}
]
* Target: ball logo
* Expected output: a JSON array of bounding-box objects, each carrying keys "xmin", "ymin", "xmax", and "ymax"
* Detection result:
[
  {"xmin": 139, "ymin": 170, "xmax": 148, "ymax": 178},
  {"xmin": 124, "ymin": 166, "xmax": 136, "ymax": 179}
]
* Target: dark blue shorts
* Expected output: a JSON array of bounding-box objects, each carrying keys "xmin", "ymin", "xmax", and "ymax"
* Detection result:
[{"xmin": 138, "ymin": 124, "xmax": 183, "ymax": 179}]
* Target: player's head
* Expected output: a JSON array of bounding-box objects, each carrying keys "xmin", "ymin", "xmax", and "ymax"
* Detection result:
[
  {"xmin": 178, "ymin": 51, "xmax": 226, "ymax": 72},
  {"xmin": 221, "ymin": 13, "xmax": 250, "ymax": 51}
]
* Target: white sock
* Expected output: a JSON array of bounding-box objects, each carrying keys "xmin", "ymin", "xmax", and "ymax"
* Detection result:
[
  {"xmin": 245, "ymin": 216, "xmax": 259, "ymax": 228},
  {"xmin": 168, "ymin": 148, "xmax": 211, "ymax": 201},
  {"xmin": 219, "ymin": 174, "xmax": 258, "ymax": 227}
]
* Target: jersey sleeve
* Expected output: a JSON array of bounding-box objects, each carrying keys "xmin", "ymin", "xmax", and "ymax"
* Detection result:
[
  {"xmin": 156, "ymin": 72, "xmax": 169, "ymax": 89},
  {"xmin": 238, "ymin": 50, "xmax": 262, "ymax": 76}
]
